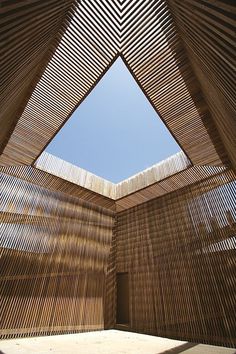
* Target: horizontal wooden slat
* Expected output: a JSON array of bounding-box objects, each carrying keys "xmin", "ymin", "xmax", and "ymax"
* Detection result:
[{"xmin": 0, "ymin": 166, "xmax": 116, "ymax": 212}]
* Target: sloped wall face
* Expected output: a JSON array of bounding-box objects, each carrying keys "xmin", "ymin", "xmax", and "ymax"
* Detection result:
[
  {"xmin": 0, "ymin": 170, "xmax": 115, "ymax": 339},
  {"xmin": 167, "ymin": 0, "xmax": 236, "ymax": 171},
  {"xmin": 115, "ymin": 170, "xmax": 236, "ymax": 347}
]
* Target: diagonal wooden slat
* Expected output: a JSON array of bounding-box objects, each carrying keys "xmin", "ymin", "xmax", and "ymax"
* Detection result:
[
  {"xmin": 0, "ymin": 0, "xmax": 232, "ymax": 167},
  {"xmin": 0, "ymin": 0, "xmax": 76, "ymax": 156}
]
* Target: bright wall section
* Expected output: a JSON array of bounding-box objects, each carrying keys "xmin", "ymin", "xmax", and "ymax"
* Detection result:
[{"xmin": 0, "ymin": 167, "xmax": 115, "ymax": 338}]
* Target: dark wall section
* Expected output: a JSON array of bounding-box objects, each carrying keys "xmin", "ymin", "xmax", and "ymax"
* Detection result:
[{"xmin": 116, "ymin": 273, "xmax": 129, "ymax": 325}]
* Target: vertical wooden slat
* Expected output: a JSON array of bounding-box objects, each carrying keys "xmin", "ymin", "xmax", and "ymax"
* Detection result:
[
  {"xmin": 0, "ymin": 169, "xmax": 115, "ymax": 339},
  {"xmin": 115, "ymin": 169, "xmax": 236, "ymax": 347}
]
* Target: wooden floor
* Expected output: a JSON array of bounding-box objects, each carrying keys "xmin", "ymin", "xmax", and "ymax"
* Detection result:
[{"xmin": 0, "ymin": 330, "xmax": 235, "ymax": 354}]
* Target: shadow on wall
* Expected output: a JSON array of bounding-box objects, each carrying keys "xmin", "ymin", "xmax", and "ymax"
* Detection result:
[{"xmin": 158, "ymin": 342, "xmax": 197, "ymax": 354}]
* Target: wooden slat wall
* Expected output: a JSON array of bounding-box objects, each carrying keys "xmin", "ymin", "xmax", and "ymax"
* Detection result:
[
  {"xmin": 116, "ymin": 151, "xmax": 190, "ymax": 199},
  {"xmin": 167, "ymin": 0, "xmax": 236, "ymax": 170},
  {"xmin": 0, "ymin": 170, "xmax": 115, "ymax": 339},
  {"xmin": 35, "ymin": 151, "xmax": 190, "ymax": 201},
  {"xmin": 115, "ymin": 169, "xmax": 236, "ymax": 347},
  {"xmin": 1, "ymin": 1, "xmax": 235, "ymax": 346},
  {"xmin": 0, "ymin": 1, "xmax": 229, "ymax": 167},
  {"xmin": 116, "ymin": 165, "xmax": 233, "ymax": 211},
  {"xmin": 0, "ymin": 0, "xmax": 75, "ymax": 155},
  {"xmin": 35, "ymin": 152, "xmax": 115, "ymax": 199},
  {"xmin": 0, "ymin": 166, "xmax": 115, "ymax": 211}
]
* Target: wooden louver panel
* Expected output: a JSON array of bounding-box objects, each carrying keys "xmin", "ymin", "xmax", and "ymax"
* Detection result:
[
  {"xmin": 0, "ymin": 0, "xmax": 76, "ymax": 156},
  {"xmin": 0, "ymin": 0, "xmax": 230, "ymax": 168},
  {"xmin": 0, "ymin": 169, "xmax": 115, "ymax": 338},
  {"xmin": 167, "ymin": 0, "xmax": 236, "ymax": 170}
]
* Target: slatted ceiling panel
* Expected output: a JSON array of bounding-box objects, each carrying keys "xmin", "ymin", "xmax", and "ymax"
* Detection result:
[
  {"xmin": 116, "ymin": 166, "xmax": 234, "ymax": 212},
  {"xmin": 0, "ymin": 0, "xmax": 75, "ymax": 155},
  {"xmin": 168, "ymin": 0, "xmax": 235, "ymax": 103},
  {"xmin": 121, "ymin": 1, "xmax": 225, "ymax": 166},
  {"xmin": 167, "ymin": 0, "xmax": 236, "ymax": 170},
  {"xmin": 0, "ymin": 166, "xmax": 116, "ymax": 212},
  {"xmin": 1, "ymin": 0, "xmax": 230, "ymax": 167},
  {"xmin": 183, "ymin": 55, "xmax": 235, "ymax": 170},
  {"xmin": 0, "ymin": 1, "xmax": 120, "ymax": 166},
  {"xmin": 1, "ymin": 2, "xmax": 235, "ymax": 344}
]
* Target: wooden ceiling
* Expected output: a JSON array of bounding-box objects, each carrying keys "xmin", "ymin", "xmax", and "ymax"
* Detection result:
[
  {"xmin": 1, "ymin": 0, "xmax": 235, "ymax": 209},
  {"xmin": 167, "ymin": 0, "xmax": 236, "ymax": 171},
  {"xmin": 0, "ymin": 0, "xmax": 236, "ymax": 211},
  {"xmin": 0, "ymin": 0, "xmax": 76, "ymax": 157}
]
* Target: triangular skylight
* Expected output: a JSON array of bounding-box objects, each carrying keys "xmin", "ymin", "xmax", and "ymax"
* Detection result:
[{"xmin": 45, "ymin": 57, "xmax": 182, "ymax": 183}]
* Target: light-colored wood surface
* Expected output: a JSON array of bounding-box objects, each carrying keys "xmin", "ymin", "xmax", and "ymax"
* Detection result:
[
  {"xmin": 34, "ymin": 151, "xmax": 190, "ymax": 201},
  {"xmin": 3, "ymin": 165, "xmax": 235, "ymax": 345},
  {"xmin": 0, "ymin": 170, "xmax": 115, "ymax": 339},
  {"xmin": 0, "ymin": 165, "xmax": 116, "ymax": 211},
  {"xmin": 34, "ymin": 152, "xmax": 234, "ymax": 212},
  {"xmin": 115, "ymin": 165, "xmax": 234, "ymax": 211},
  {"xmin": 35, "ymin": 152, "xmax": 115, "ymax": 199},
  {"xmin": 115, "ymin": 151, "xmax": 190, "ymax": 199}
]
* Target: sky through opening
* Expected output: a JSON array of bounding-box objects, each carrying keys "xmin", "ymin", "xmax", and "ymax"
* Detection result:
[{"xmin": 45, "ymin": 57, "xmax": 181, "ymax": 183}]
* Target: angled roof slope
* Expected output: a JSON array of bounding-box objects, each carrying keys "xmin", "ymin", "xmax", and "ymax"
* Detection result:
[{"xmin": 1, "ymin": 0, "xmax": 232, "ymax": 168}]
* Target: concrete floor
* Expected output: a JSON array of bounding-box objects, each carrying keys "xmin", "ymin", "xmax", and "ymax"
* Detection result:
[{"xmin": 0, "ymin": 330, "xmax": 235, "ymax": 354}]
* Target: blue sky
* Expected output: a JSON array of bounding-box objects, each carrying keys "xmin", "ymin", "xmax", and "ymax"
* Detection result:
[{"xmin": 46, "ymin": 57, "xmax": 181, "ymax": 183}]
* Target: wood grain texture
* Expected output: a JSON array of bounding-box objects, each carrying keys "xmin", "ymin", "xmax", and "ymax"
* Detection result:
[
  {"xmin": 116, "ymin": 151, "xmax": 191, "ymax": 199},
  {"xmin": 0, "ymin": 0, "xmax": 235, "ymax": 348},
  {"xmin": 116, "ymin": 165, "xmax": 233, "ymax": 211},
  {"xmin": 35, "ymin": 151, "xmax": 190, "ymax": 201}
]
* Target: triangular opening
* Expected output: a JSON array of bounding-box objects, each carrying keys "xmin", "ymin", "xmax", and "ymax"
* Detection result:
[{"xmin": 45, "ymin": 57, "xmax": 183, "ymax": 183}]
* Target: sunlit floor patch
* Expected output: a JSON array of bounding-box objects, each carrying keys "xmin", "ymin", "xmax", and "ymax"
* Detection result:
[{"xmin": 0, "ymin": 330, "xmax": 235, "ymax": 354}]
